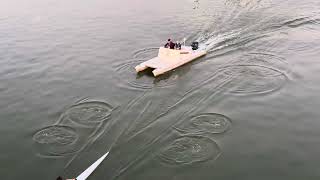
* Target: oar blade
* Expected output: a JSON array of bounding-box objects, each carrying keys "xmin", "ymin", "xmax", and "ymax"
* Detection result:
[{"xmin": 76, "ymin": 152, "xmax": 109, "ymax": 180}]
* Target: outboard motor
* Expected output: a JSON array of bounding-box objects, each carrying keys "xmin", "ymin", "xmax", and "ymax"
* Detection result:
[{"xmin": 191, "ymin": 42, "xmax": 199, "ymax": 50}]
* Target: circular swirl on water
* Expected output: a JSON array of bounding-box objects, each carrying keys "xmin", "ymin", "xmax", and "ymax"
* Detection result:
[
  {"xmin": 238, "ymin": 52, "xmax": 290, "ymax": 73},
  {"xmin": 63, "ymin": 101, "xmax": 113, "ymax": 124},
  {"xmin": 220, "ymin": 65, "xmax": 288, "ymax": 95},
  {"xmin": 157, "ymin": 136, "xmax": 221, "ymax": 166},
  {"xmin": 114, "ymin": 59, "xmax": 185, "ymax": 90},
  {"xmin": 33, "ymin": 125, "xmax": 78, "ymax": 145},
  {"xmin": 175, "ymin": 113, "xmax": 232, "ymax": 134},
  {"xmin": 33, "ymin": 125, "xmax": 79, "ymax": 157},
  {"xmin": 132, "ymin": 47, "xmax": 159, "ymax": 59}
]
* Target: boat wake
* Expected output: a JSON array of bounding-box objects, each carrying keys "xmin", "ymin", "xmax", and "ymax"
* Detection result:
[{"xmin": 195, "ymin": 2, "xmax": 320, "ymax": 59}]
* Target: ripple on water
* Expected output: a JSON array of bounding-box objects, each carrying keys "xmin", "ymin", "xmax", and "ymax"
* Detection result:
[
  {"xmin": 114, "ymin": 59, "xmax": 185, "ymax": 90},
  {"xmin": 132, "ymin": 47, "xmax": 159, "ymax": 59},
  {"xmin": 33, "ymin": 101, "xmax": 113, "ymax": 158},
  {"xmin": 157, "ymin": 136, "xmax": 221, "ymax": 166},
  {"xmin": 33, "ymin": 125, "xmax": 79, "ymax": 157},
  {"xmin": 62, "ymin": 101, "xmax": 113, "ymax": 124},
  {"xmin": 33, "ymin": 125, "xmax": 78, "ymax": 145},
  {"xmin": 220, "ymin": 65, "xmax": 288, "ymax": 95},
  {"xmin": 174, "ymin": 113, "xmax": 232, "ymax": 135},
  {"xmin": 238, "ymin": 52, "xmax": 290, "ymax": 73}
]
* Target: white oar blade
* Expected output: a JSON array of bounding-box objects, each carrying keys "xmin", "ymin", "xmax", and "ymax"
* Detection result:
[{"xmin": 76, "ymin": 152, "xmax": 109, "ymax": 180}]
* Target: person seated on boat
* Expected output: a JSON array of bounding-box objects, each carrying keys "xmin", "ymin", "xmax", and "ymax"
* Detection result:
[
  {"xmin": 164, "ymin": 39, "xmax": 171, "ymax": 48},
  {"xmin": 169, "ymin": 40, "xmax": 175, "ymax": 49},
  {"xmin": 176, "ymin": 41, "xmax": 182, "ymax": 50},
  {"xmin": 164, "ymin": 39, "xmax": 176, "ymax": 49}
]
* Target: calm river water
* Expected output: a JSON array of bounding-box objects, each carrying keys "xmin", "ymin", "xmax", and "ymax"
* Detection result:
[{"xmin": 1, "ymin": 0, "xmax": 320, "ymax": 179}]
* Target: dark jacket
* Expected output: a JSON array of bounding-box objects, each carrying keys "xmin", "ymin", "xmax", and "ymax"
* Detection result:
[{"xmin": 169, "ymin": 41, "xmax": 175, "ymax": 49}]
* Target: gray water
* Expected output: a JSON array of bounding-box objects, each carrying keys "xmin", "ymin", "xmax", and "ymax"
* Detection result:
[{"xmin": 1, "ymin": 0, "xmax": 320, "ymax": 179}]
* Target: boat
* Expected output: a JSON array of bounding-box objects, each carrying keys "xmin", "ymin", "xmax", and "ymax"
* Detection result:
[{"xmin": 135, "ymin": 42, "xmax": 207, "ymax": 76}]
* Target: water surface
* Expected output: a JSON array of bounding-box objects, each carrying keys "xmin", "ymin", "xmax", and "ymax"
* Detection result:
[{"xmin": 1, "ymin": 0, "xmax": 320, "ymax": 179}]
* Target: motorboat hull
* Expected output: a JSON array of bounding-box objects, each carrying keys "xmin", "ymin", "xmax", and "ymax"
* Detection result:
[{"xmin": 135, "ymin": 47, "xmax": 206, "ymax": 76}]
